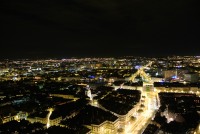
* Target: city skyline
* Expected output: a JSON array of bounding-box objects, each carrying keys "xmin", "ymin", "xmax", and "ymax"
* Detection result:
[
  {"xmin": 1, "ymin": 0, "xmax": 199, "ymax": 59},
  {"xmin": 0, "ymin": 56, "xmax": 200, "ymax": 134}
]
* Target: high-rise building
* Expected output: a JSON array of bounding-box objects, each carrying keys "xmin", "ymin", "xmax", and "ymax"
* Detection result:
[{"xmin": 184, "ymin": 72, "xmax": 199, "ymax": 83}]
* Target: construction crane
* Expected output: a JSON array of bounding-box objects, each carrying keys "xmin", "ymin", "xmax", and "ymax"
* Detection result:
[{"xmin": 129, "ymin": 61, "xmax": 153, "ymax": 83}]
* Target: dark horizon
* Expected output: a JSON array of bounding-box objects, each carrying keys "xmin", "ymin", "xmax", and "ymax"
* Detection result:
[{"xmin": 1, "ymin": 0, "xmax": 199, "ymax": 59}]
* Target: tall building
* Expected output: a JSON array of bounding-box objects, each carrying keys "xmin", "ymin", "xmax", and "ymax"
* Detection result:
[
  {"xmin": 164, "ymin": 70, "xmax": 177, "ymax": 81},
  {"xmin": 164, "ymin": 69, "xmax": 188, "ymax": 81},
  {"xmin": 184, "ymin": 72, "xmax": 199, "ymax": 83}
]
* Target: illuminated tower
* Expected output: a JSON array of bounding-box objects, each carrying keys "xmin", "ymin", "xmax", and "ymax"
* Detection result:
[{"xmin": 86, "ymin": 85, "xmax": 93, "ymax": 101}]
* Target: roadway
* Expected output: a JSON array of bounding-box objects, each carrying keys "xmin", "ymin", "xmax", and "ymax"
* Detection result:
[{"xmin": 125, "ymin": 89, "xmax": 157, "ymax": 134}]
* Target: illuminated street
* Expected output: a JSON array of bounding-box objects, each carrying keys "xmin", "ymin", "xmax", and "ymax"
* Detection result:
[
  {"xmin": 47, "ymin": 108, "xmax": 54, "ymax": 128},
  {"xmin": 125, "ymin": 89, "xmax": 157, "ymax": 134},
  {"xmin": 0, "ymin": 57, "xmax": 200, "ymax": 134}
]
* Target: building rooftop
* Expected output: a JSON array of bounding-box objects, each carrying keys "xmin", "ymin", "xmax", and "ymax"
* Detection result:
[{"xmin": 63, "ymin": 105, "xmax": 118, "ymax": 127}]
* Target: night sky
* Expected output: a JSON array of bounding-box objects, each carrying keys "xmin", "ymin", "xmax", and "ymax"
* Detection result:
[{"xmin": 1, "ymin": 0, "xmax": 200, "ymax": 59}]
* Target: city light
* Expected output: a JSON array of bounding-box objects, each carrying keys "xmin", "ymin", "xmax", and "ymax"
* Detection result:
[
  {"xmin": 47, "ymin": 108, "xmax": 54, "ymax": 128},
  {"xmin": 0, "ymin": 56, "xmax": 200, "ymax": 134}
]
